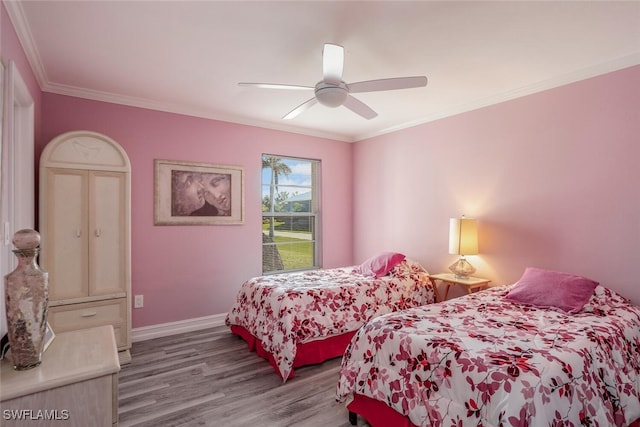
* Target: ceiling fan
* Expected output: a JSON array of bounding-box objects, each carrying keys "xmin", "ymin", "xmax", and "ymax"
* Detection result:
[{"xmin": 238, "ymin": 43, "xmax": 428, "ymax": 120}]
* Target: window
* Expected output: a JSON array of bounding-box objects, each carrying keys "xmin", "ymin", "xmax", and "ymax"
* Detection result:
[{"xmin": 262, "ymin": 155, "xmax": 320, "ymax": 273}]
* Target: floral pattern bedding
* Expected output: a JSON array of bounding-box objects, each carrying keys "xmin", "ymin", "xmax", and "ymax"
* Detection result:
[
  {"xmin": 336, "ymin": 285, "xmax": 640, "ymax": 426},
  {"xmin": 225, "ymin": 259, "xmax": 435, "ymax": 381}
]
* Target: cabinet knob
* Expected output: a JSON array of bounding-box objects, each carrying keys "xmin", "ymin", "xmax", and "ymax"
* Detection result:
[
  {"xmin": 76, "ymin": 229, "xmax": 82, "ymax": 238},
  {"xmin": 95, "ymin": 228, "xmax": 101, "ymax": 237}
]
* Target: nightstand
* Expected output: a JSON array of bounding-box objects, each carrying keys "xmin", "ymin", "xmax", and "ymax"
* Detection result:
[{"xmin": 428, "ymin": 273, "xmax": 491, "ymax": 302}]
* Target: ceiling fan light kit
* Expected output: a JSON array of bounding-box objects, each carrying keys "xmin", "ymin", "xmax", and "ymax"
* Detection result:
[
  {"xmin": 239, "ymin": 43, "xmax": 427, "ymax": 120},
  {"xmin": 315, "ymin": 81, "xmax": 348, "ymax": 107}
]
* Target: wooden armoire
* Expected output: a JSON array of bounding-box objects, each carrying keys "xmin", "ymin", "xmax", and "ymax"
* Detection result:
[{"xmin": 39, "ymin": 131, "xmax": 132, "ymax": 362}]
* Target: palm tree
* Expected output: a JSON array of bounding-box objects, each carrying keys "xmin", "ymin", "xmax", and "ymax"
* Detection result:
[{"xmin": 262, "ymin": 156, "xmax": 292, "ymax": 238}]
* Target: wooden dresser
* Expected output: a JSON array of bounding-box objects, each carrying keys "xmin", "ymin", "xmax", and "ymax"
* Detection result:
[{"xmin": 0, "ymin": 325, "xmax": 120, "ymax": 426}]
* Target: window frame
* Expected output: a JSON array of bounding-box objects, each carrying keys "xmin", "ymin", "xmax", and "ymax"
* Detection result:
[{"xmin": 261, "ymin": 154, "xmax": 321, "ymax": 274}]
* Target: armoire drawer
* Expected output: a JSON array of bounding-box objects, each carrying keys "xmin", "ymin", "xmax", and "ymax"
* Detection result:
[{"xmin": 48, "ymin": 299, "xmax": 127, "ymax": 348}]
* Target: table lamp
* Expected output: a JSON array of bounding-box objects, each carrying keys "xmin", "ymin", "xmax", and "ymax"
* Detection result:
[{"xmin": 448, "ymin": 216, "xmax": 478, "ymax": 278}]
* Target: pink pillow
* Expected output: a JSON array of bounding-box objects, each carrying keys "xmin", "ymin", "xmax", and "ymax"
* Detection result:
[
  {"xmin": 505, "ymin": 267, "xmax": 598, "ymax": 314},
  {"xmin": 357, "ymin": 252, "xmax": 406, "ymax": 278}
]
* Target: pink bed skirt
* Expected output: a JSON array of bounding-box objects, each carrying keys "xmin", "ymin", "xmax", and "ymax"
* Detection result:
[
  {"xmin": 348, "ymin": 394, "xmax": 417, "ymax": 427},
  {"xmin": 347, "ymin": 394, "xmax": 640, "ymax": 427},
  {"xmin": 229, "ymin": 325, "xmax": 356, "ymax": 380}
]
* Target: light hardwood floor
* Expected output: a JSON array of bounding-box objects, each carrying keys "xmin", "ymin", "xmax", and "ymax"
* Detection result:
[{"xmin": 118, "ymin": 325, "xmax": 369, "ymax": 427}]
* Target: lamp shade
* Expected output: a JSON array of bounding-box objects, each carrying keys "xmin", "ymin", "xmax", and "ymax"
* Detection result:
[{"xmin": 449, "ymin": 217, "xmax": 478, "ymax": 255}]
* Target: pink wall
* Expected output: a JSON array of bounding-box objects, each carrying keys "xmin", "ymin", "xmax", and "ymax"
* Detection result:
[
  {"xmin": 39, "ymin": 95, "xmax": 354, "ymax": 327},
  {"xmin": 353, "ymin": 65, "xmax": 640, "ymax": 305}
]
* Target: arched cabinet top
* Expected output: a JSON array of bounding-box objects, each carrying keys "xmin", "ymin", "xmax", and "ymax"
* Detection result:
[{"xmin": 40, "ymin": 130, "xmax": 131, "ymax": 172}]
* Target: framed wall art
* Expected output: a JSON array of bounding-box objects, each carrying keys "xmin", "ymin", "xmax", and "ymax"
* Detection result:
[{"xmin": 154, "ymin": 159, "xmax": 244, "ymax": 225}]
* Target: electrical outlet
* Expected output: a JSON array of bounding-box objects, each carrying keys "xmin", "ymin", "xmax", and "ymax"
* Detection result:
[{"xmin": 134, "ymin": 295, "xmax": 144, "ymax": 308}]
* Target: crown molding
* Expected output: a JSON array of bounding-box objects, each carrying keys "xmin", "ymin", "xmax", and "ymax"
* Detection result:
[
  {"xmin": 42, "ymin": 81, "xmax": 354, "ymax": 142},
  {"xmin": 3, "ymin": 1, "xmax": 48, "ymax": 88}
]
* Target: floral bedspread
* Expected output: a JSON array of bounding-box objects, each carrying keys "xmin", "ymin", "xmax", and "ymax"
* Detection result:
[
  {"xmin": 336, "ymin": 286, "xmax": 640, "ymax": 426},
  {"xmin": 225, "ymin": 259, "xmax": 435, "ymax": 381}
]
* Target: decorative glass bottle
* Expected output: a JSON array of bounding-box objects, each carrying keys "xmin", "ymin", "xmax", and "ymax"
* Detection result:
[{"xmin": 4, "ymin": 229, "xmax": 49, "ymax": 370}]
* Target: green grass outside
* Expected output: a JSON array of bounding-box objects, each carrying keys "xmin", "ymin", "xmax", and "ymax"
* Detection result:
[
  {"xmin": 262, "ymin": 220, "xmax": 310, "ymax": 235},
  {"xmin": 273, "ymin": 235, "xmax": 313, "ymax": 270}
]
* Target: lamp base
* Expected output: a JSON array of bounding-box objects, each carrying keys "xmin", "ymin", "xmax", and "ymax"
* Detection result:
[{"xmin": 449, "ymin": 257, "xmax": 476, "ymax": 279}]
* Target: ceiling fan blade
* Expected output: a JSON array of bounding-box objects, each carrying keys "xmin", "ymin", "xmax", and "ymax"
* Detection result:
[
  {"xmin": 238, "ymin": 82, "xmax": 313, "ymax": 90},
  {"xmin": 323, "ymin": 43, "xmax": 344, "ymax": 83},
  {"xmin": 283, "ymin": 97, "xmax": 318, "ymax": 120},
  {"xmin": 343, "ymin": 95, "xmax": 378, "ymax": 120},
  {"xmin": 348, "ymin": 76, "xmax": 427, "ymax": 93}
]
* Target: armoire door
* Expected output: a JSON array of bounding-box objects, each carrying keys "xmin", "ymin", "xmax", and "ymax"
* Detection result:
[
  {"xmin": 43, "ymin": 168, "xmax": 89, "ymax": 301},
  {"xmin": 89, "ymin": 171, "xmax": 126, "ymax": 296}
]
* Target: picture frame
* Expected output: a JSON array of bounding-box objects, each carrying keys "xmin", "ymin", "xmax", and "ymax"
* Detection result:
[
  {"xmin": 154, "ymin": 159, "xmax": 244, "ymax": 225},
  {"xmin": 43, "ymin": 322, "xmax": 55, "ymax": 353}
]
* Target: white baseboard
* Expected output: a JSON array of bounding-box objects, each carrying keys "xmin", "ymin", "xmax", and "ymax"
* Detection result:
[{"xmin": 131, "ymin": 313, "xmax": 227, "ymax": 342}]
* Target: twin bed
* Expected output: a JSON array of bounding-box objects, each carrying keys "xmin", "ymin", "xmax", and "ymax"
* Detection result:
[
  {"xmin": 226, "ymin": 253, "xmax": 435, "ymax": 381},
  {"xmin": 227, "ymin": 259, "xmax": 640, "ymax": 426},
  {"xmin": 337, "ymin": 268, "xmax": 640, "ymax": 426}
]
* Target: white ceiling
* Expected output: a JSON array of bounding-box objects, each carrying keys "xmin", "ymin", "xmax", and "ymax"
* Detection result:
[{"xmin": 6, "ymin": 1, "xmax": 640, "ymax": 142}]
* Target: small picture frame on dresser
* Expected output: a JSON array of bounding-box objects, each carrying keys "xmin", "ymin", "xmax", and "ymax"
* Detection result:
[{"xmin": 43, "ymin": 322, "xmax": 55, "ymax": 353}]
